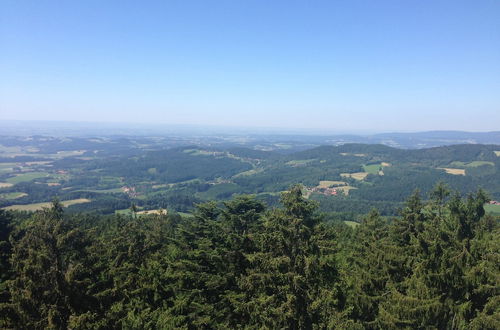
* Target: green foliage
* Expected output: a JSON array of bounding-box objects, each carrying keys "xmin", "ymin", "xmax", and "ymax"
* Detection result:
[
  {"xmin": 0, "ymin": 186, "xmax": 498, "ymax": 328},
  {"xmin": 5, "ymin": 201, "xmax": 98, "ymax": 329}
]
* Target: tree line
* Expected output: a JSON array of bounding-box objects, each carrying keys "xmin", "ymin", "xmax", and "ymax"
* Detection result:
[{"xmin": 0, "ymin": 184, "xmax": 498, "ymax": 329}]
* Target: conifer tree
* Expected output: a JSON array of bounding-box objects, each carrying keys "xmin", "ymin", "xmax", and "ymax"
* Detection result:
[
  {"xmin": 7, "ymin": 201, "xmax": 97, "ymax": 329},
  {"xmin": 240, "ymin": 185, "xmax": 352, "ymax": 329}
]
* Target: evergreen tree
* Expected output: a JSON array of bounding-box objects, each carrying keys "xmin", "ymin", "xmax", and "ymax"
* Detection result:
[
  {"xmin": 240, "ymin": 185, "xmax": 352, "ymax": 329},
  {"xmin": 7, "ymin": 201, "xmax": 97, "ymax": 329}
]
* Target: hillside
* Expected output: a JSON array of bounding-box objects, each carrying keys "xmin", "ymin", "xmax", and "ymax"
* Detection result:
[{"xmin": 1, "ymin": 138, "xmax": 500, "ymax": 219}]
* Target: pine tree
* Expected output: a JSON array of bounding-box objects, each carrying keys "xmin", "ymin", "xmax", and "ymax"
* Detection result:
[
  {"xmin": 239, "ymin": 185, "xmax": 351, "ymax": 329},
  {"xmin": 7, "ymin": 201, "xmax": 97, "ymax": 329}
]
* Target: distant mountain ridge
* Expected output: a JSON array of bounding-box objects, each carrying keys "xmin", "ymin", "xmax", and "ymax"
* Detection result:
[
  {"xmin": 368, "ymin": 131, "xmax": 500, "ymax": 148},
  {"xmin": 1, "ymin": 119, "xmax": 499, "ymax": 150}
]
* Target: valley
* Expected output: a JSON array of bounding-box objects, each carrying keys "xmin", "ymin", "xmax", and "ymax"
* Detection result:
[{"xmin": 1, "ymin": 134, "xmax": 499, "ymax": 221}]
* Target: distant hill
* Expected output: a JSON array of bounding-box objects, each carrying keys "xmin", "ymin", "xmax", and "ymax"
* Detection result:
[
  {"xmin": 1, "ymin": 133, "xmax": 499, "ymax": 217},
  {"xmin": 369, "ymin": 131, "xmax": 500, "ymax": 148}
]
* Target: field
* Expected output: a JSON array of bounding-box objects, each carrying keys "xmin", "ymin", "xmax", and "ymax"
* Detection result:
[
  {"xmin": 115, "ymin": 208, "xmax": 134, "ymax": 215},
  {"xmin": 336, "ymin": 186, "xmax": 357, "ymax": 195},
  {"xmin": 495, "ymin": 151, "xmax": 500, "ymax": 157},
  {"xmin": 152, "ymin": 183, "xmax": 173, "ymax": 189},
  {"xmin": 344, "ymin": 220, "xmax": 360, "ymax": 228},
  {"xmin": 3, "ymin": 198, "xmax": 91, "ymax": 211},
  {"xmin": 233, "ymin": 168, "xmax": 264, "ymax": 178},
  {"xmin": 6, "ymin": 172, "xmax": 50, "ymax": 184},
  {"xmin": 0, "ymin": 192, "xmax": 28, "ymax": 200},
  {"xmin": 449, "ymin": 161, "xmax": 494, "ymax": 168},
  {"xmin": 0, "ymin": 163, "xmax": 16, "ymax": 173},
  {"xmin": 363, "ymin": 164, "xmax": 381, "ymax": 175},
  {"xmin": 341, "ymin": 172, "xmax": 369, "ymax": 180},
  {"xmin": 484, "ymin": 204, "xmax": 500, "ymax": 214},
  {"xmin": 54, "ymin": 150, "xmax": 86, "ymax": 157},
  {"xmin": 0, "ymin": 182, "xmax": 14, "ymax": 188},
  {"xmin": 438, "ymin": 168, "xmax": 465, "ymax": 176},
  {"xmin": 317, "ymin": 180, "xmax": 347, "ymax": 188}
]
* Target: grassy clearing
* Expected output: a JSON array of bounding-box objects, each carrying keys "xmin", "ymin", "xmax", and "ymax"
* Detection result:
[
  {"xmin": 54, "ymin": 150, "xmax": 86, "ymax": 157},
  {"xmin": 344, "ymin": 220, "xmax": 360, "ymax": 228},
  {"xmin": 363, "ymin": 164, "xmax": 381, "ymax": 175},
  {"xmin": 233, "ymin": 168, "xmax": 264, "ymax": 178},
  {"xmin": 273, "ymin": 143, "xmax": 293, "ymax": 149},
  {"xmin": 0, "ymin": 182, "xmax": 14, "ymax": 188},
  {"xmin": 449, "ymin": 161, "xmax": 494, "ymax": 168},
  {"xmin": 484, "ymin": 204, "xmax": 500, "ymax": 214},
  {"xmin": 99, "ymin": 176, "xmax": 123, "ymax": 185},
  {"xmin": 336, "ymin": 186, "xmax": 357, "ymax": 195},
  {"xmin": 317, "ymin": 180, "xmax": 347, "ymax": 188},
  {"xmin": 115, "ymin": 208, "xmax": 133, "ymax": 215},
  {"xmin": 6, "ymin": 172, "xmax": 49, "ymax": 184},
  {"xmin": 0, "ymin": 192, "xmax": 28, "ymax": 200},
  {"xmin": 152, "ymin": 183, "xmax": 173, "ymax": 189},
  {"xmin": 438, "ymin": 168, "xmax": 466, "ymax": 176},
  {"xmin": 341, "ymin": 172, "xmax": 369, "ymax": 180},
  {"xmin": 465, "ymin": 161, "xmax": 495, "ymax": 167},
  {"xmin": 3, "ymin": 198, "xmax": 91, "ymax": 211},
  {"xmin": 494, "ymin": 151, "xmax": 500, "ymax": 157},
  {"xmin": 0, "ymin": 163, "xmax": 16, "ymax": 173},
  {"xmin": 0, "ymin": 145, "xmax": 24, "ymax": 155}
]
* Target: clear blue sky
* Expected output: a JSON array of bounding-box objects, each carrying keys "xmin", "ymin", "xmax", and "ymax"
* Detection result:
[{"xmin": 1, "ymin": 0, "xmax": 499, "ymax": 132}]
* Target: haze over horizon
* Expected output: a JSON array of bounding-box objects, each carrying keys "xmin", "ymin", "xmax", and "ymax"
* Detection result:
[{"xmin": 1, "ymin": 1, "xmax": 499, "ymax": 131}]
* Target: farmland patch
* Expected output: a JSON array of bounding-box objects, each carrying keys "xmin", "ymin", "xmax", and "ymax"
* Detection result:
[
  {"xmin": 344, "ymin": 220, "xmax": 360, "ymax": 228},
  {"xmin": 449, "ymin": 161, "xmax": 494, "ymax": 168},
  {"xmin": 318, "ymin": 180, "xmax": 347, "ymax": 188},
  {"xmin": 6, "ymin": 172, "xmax": 49, "ymax": 184},
  {"xmin": 438, "ymin": 168, "xmax": 466, "ymax": 176},
  {"xmin": 3, "ymin": 198, "xmax": 91, "ymax": 211},
  {"xmin": 341, "ymin": 172, "xmax": 369, "ymax": 180},
  {"xmin": 484, "ymin": 203, "xmax": 500, "ymax": 214},
  {"xmin": 0, "ymin": 192, "xmax": 28, "ymax": 200}
]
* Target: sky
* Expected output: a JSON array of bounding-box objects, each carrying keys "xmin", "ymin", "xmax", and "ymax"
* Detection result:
[{"xmin": 1, "ymin": 0, "xmax": 499, "ymax": 132}]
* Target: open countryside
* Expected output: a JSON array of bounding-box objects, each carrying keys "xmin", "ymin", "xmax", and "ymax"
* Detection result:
[{"xmin": 3, "ymin": 198, "xmax": 91, "ymax": 211}]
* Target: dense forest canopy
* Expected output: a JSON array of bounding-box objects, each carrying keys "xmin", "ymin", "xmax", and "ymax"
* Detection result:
[{"xmin": 0, "ymin": 184, "xmax": 498, "ymax": 329}]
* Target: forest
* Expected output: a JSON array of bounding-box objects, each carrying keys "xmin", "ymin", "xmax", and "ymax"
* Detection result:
[
  {"xmin": 2, "ymin": 138, "xmax": 500, "ymax": 219},
  {"xmin": 0, "ymin": 184, "xmax": 498, "ymax": 329}
]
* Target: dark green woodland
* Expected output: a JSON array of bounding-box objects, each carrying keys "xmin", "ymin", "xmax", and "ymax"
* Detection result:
[{"xmin": 0, "ymin": 184, "xmax": 498, "ymax": 329}]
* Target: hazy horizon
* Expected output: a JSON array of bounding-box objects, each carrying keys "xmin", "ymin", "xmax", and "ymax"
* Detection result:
[
  {"xmin": 1, "ymin": 1, "xmax": 499, "ymax": 131},
  {"xmin": 1, "ymin": 119, "xmax": 499, "ymax": 138}
]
